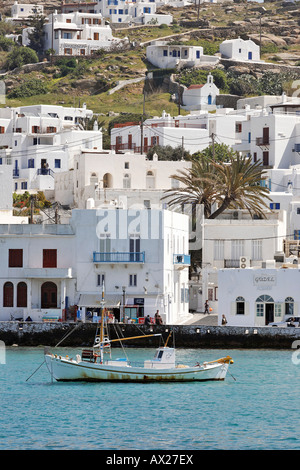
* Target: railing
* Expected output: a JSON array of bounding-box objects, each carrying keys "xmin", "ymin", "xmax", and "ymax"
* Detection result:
[
  {"xmin": 224, "ymin": 259, "xmax": 240, "ymax": 268},
  {"xmin": 37, "ymin": 168, "xmax": 55, "ymax": 177},
  {"xmin": 13, "ymin": 169, "xmax": 19, "ymax": 178},
  {"xmin": 93, "ymin": 252, "xmax": 145, "ymax": 263},
  {"xmin": 256, "ymin": 137, "xmax": 270, "ymax": 146},
  {"xmin": 173, "ymin": 254, "xmax": 191, "ymax": 265}
]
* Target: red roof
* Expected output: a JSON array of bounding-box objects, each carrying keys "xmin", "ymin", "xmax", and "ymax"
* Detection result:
[{"xmin": 188, "ymin": 84, "xmax": 204, "ymax": 89}]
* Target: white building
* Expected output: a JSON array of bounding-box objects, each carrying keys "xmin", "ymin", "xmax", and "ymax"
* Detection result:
[
  {"xmin": 146, "ymin": 41, "xmax": 219, "ymax": 69},
  {"xmin": 190, "ymin": 208, "xmax": 287, "ymax": 314},
  {"xmin": 5, "ymin": 2, "xmax": 44, "ymax": 22},
  {"xmin": 54, "ymin": 149, "xmax": 192, "ymax": 209},
  {"xmin": 219, "ymin": 38, "xmax": 260, "ymax": 62},
  {"xmin": 23, "ymin": 11, "xmax": 124, "ymax": 56},
  {"xmin": 95, "ymin": 0, "xmax": 172, "ymax": 25},
  {"xmin": 110, "ymin": 108, "xmax": 251, "ymax": 155},
  {"xmin": 182, "ymin": 73, "xmax": 220, "ymax": 111},
  {"xmin": 218, "ymin": 267, "xmax": 300, "ymax": 327},
  {"xmin": 61, "ymin": 0, "xmax": 172, "ymax": 25},
  {"xmin": 0, "ymin": 208, "xmax": 190, "ymax": 324},
  {"xmin": 0, "ymin": 104, "xmax": 102, "ymax": 194}
]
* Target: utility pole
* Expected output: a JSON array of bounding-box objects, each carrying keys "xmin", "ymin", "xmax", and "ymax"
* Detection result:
[
  {"xmin": 182, "ymin": 136, "xmax": 184, "ymax": 160},
  {"xmin": 140, "ymin": 72, "xmax": 152, "ymax": 155}
]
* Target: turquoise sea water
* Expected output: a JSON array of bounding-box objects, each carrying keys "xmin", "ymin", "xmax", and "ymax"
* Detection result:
[{"xmin": 0, "ymin": 346, "xmax": 299, "ymax": 451}]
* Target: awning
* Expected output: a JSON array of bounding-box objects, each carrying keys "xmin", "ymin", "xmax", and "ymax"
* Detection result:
[{"xmin": 78, "ymin": 294, "xmax": 121, "ymax": 308}]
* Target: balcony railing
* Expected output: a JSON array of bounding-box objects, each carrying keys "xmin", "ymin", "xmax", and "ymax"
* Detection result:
[
  {"xmin": 173, "ymin": 254, "xmax": 191, "ymax": 265},
  {"xmin": 256, "ymin": 137, "xmax": 270, "ymax": 146},
  {"xmin": 13, "ymin": 169, "xmax": 19, "ymax": 178},
  {"xmin": 93, "ymin": 252, "xmax": 145, "ymax": 263},
  {"xmin": 37, "ymin": 168, "xmax": 54, "ymax": 177}
]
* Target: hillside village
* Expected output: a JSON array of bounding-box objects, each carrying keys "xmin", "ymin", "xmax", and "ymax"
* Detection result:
[{"xmin": 0, "ymin": 0, "xmax": 300, "ymax": 328}]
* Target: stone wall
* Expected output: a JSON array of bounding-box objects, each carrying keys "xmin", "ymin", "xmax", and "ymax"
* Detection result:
[{"xmin": 1, "ymin": 321, "xmax": 300, "ymax": 349}]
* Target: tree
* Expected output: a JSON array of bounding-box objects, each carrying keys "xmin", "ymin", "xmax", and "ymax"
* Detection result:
[
  {"xmin": 147, "ymin": 145, "xmax": 190, "ymax": 161},
  {"xmin": 163, "ymin": 154, "xmax": 271, "ymax": 219},
  {"xmin": 6, "ymin": 46, "xmax": 38, "ymax": 70},
  {"xmin": 192, "ymin": 143, "xmax": 237, "ymax": 163},
  {"xmin": 27, "ymin": 12, "xmax": 46, "ymax": 55}
]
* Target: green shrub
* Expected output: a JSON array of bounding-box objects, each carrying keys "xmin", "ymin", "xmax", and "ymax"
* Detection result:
[
  {"xmin": 8, "ymin": 79, "xmax": 48, "ymax": 98},
  {"xmin": 6, "ymin": 46, "xmax": 38, "ymax": 70}
]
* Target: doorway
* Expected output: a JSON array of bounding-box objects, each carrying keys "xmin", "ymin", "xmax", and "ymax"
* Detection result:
[
  {"xmin": 265, "ymin": 303, "xmax": 274, "ymax": 325},
  {"xmin": 41, "ymin": 282, "xmax": 57, "ymax": 308}
]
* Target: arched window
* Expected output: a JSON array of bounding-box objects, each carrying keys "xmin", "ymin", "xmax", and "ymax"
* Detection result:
[
  {"xmin": 3, "ymin": 282, "xmax": 13, "ymax": 307},
  {"xmin": 41, "ymin": 282, "xmax": 57, "ymax": 309},
  {"xmin": 123, "ymin": 173, "xmax": 131, "ymax": 189},
  {"xmin": 285, "ymin": 297, "xmax": 294, "ymax": 316},
  {"xmin": 17, "ymin": 282, "xmax": 27, "ymax": 308}
]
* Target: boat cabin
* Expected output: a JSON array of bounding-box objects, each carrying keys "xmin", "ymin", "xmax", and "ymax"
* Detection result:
[{"xmin": 144, "ymin": 347, "xmax": 176, "ymax": 369}]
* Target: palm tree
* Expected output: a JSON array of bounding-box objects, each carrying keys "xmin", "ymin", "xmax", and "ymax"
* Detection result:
[
  {"xmin": 162, "ymin": 156, "xmax": 217, "ymax": 218},
  {"xmin": 162, "ymin": 153, "xmax": 272, "ymax": 219}
]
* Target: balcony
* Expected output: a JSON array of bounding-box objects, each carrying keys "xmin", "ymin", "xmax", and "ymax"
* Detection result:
[
  {"xmin": 224, "ymin": 259, "xmax": 240, "ymax": 268},
  {"xmin": 13, "ymin": 169, "xmax": 19, "ymax": 178},
  {"xmin": 173, "ymin": 254, "xmax": 191, "ymax": 266},
  {"xmin": 37, "ymin": 168, "xmax": 54, "ymax": 177},
  {"xmin": 93, "ymin": 252, "xmax": 145, "ymax": 263},
  {"xmin": 256, "ymin": 137, "xmax": 269, "ymax": 146}
]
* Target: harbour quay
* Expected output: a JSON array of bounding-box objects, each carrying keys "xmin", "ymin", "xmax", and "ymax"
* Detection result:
[{"xmin": 1, "ymin": 322, "xmax": 300, "ymax": 349}]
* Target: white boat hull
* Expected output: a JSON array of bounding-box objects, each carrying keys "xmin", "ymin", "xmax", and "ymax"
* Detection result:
[{"xmin": 45, "ymin": 354, "xmax": 231, "ymax": 382}]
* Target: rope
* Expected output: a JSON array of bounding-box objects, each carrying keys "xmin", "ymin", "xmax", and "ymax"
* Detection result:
[{"xmin": 25, "ymin": 323, "xmax": 82, "ymax": 382}]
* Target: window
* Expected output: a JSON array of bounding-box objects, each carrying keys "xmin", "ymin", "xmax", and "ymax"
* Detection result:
[
  {"xmin": 63, "ymin": 32, "xmax": 72, "ymax": 39},
  {"xmin": 123, "ymin": 173, "xmax": 131, "ymax": 189},
  {"xmin": 97, "ymin": 273, "xmax": 105, "ymax": 287},
  {"xmin": 55, "ymin": 159, "xmax": 61, "ymax": 168},
  {"xmin": 285, "ymin": 297, "xmax": 294, "ymax": 316},
  {"xmin": 43, "ymin": 249, "xmax": 57, "ymax": 268},
  {"xmin": 235, "ymin": 123, "xmax": 242, "ymax": 133},
  {"xmin": 236, "ymin": 296, "xmax": 245, "ymax": 315},
  {"xmin": 251, "ymin": 240, "xmax": 262, "ymax": 260},
  {"xmin": 163, "ymin": 50, "xmax": 167, "ymax": 57},
  {"xmin": 270, "ymin": 203, "xmax": 280, "ymax": 210},
  {"xmin": 214, "ymin": 240, "xmax": 224, "ymax": 260},
  {"xmin": 231, "ymin": 240, "xmax": 245, "ymax": 260},
  {"xmin": 3, "ymin": 282, "xmax": 13, "ymax": 307},
  {"xmin": 129, "ymin": 274, "xmax": 137, "ymax": 287},
  {"xmin": 28, "ymin": 159, "xmax": 34, "ymax": 168},
  {"xmin": 17, "ymin": 282, "xmax": 27, "ymax": 308},
  {"xmin": 124, "ymin": 162, "xmax": 129, "ymax": 169},
  {"xmin": 21, "ymin": 182, "xmax": 27, "ymax": 190},
  {"xmin": 9, "ymin": 249, "xmax": 23, "ymax": 267}
]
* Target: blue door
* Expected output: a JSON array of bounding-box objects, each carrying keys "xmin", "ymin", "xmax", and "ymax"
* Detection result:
[
  {"xmin": 248, "ymin": 51, "xmax": 252, "ymax": 60},
  {"xmin": 208, "ymin": 95, "xmax": 212, "ymax": 105}
]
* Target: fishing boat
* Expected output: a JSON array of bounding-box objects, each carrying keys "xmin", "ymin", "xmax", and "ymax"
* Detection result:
[{"xmin": 44, "ymin": 287, "xmax": 233, "ymax": 383}]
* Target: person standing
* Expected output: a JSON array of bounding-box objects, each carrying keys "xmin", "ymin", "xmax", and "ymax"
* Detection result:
[{"xmin": 204, "ymin": 300, "xmax": 209, "ymax": 314}]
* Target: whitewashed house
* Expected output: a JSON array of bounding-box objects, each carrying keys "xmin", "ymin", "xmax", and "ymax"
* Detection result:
[
  {"xmin": 182, "ymin": 73, "xmax": 220, "ymax": 111},
  {"xmin": 0, "ymin": 104, "xmax": 102, "ymax": 194},
  {"xmin": 190, "ymin": 208, "xmax": 287, "ymax": 314},
  {"xmin": 22, "ymin": 11, "xmax": 124, "ymax": 56},
  {"xmin": 5, "ymin": 2, "xmax": 44, "ymax": 23},
  {"xmin": 218, "ymin": 267, "xmax": 300, "ymax": 327},
  {"xmin": 54, "ymin": 149, "xmax": 192, "ymax": 209},
  {"xmin": 0, "ymin": 208, "xmax": 190, "ymax": 324},
  {"xmin": 219, "ymin": 38, "xmax": 260, "ymax": 62},
  {"xmin": 110, "ymin": 108, "xmax": 251, "ymax": 154},
  {"xmin": 146, "ymin": 41, "xmax": 219, "ymax": 69},
  {"xmin": 96, "ymin": 0, "xmax": 172, "ymax": 25}
]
